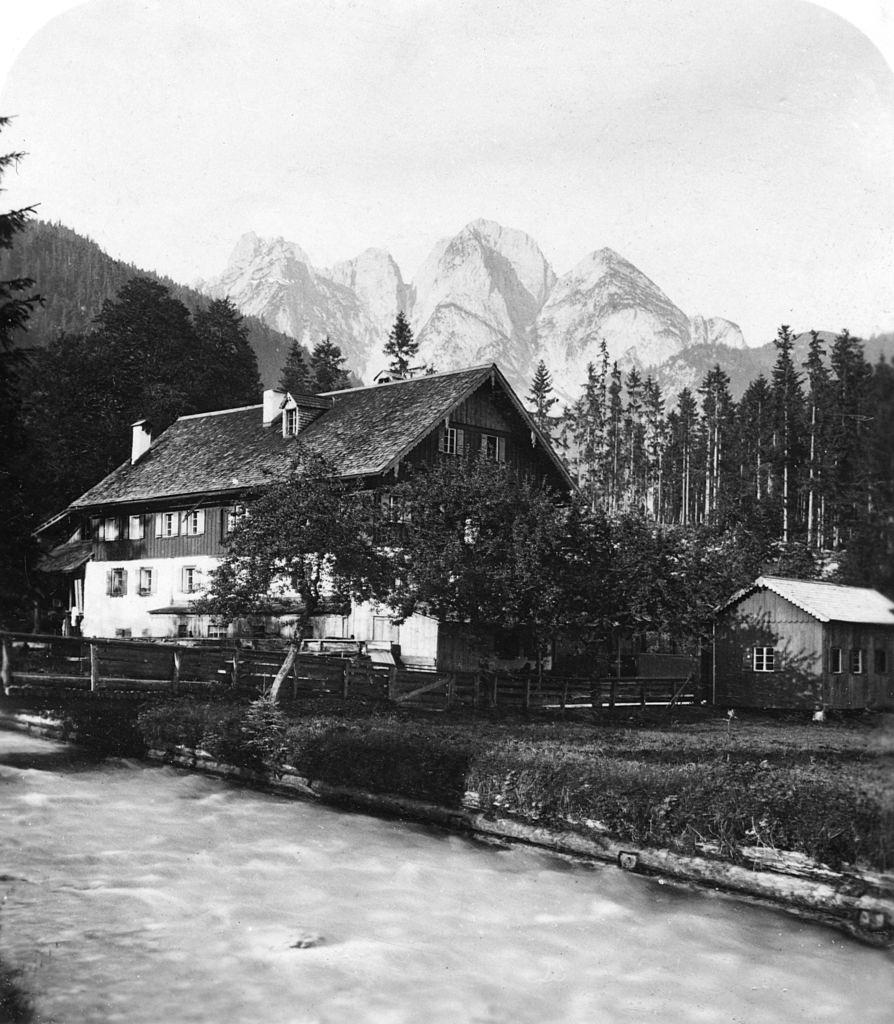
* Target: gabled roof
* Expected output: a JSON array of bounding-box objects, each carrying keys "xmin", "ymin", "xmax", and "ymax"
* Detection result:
[
  {"xmin": 65, "ymin": 363, "xmax": 572, "ymax": 512},
  {"xmin": 718, "ymin": 576, "xmax": 894, "ymax": 625}
]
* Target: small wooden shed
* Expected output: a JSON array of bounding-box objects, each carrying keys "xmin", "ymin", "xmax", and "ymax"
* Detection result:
[{"xmin": 713, "ymin": 576, "xmax": 894, "ymax": 710}]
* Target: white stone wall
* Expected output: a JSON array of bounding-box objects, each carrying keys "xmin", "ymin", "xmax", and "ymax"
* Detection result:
[{"xmin": 81, "ymin": 555, "xmax": 221, "ymax": 638}]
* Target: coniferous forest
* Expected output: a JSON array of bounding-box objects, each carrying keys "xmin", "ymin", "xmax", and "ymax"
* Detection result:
[{"xmin": 548, "ymin": 326, "xmax": 894, "ymax": 594}]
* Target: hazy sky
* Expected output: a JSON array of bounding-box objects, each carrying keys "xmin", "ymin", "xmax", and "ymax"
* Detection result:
[{"xmin": 2, "ymin": 0, "xmax": 893, "ymax": 347}]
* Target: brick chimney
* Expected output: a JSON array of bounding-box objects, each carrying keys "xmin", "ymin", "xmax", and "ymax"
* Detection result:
[{"xmin": 131, "ymin": 419, "xmax": 152, "ymax": 464}]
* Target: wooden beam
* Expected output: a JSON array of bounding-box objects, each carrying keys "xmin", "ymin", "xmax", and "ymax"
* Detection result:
[
  {"xmin": 394, "ymin": 676, "xmax": 449, "ymax": 703},
  {"xmin": 90, "ymin": 642, "xmax": 100, "ymax": 692}
]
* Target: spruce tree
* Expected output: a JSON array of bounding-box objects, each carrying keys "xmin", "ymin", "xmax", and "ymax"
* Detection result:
[
  {"xmin": 770, "ymin": 325, "xmax": 804, "ymax": 544},
  {"xmin": 193, "ymin": 297, "xmax": 261, "ymax": 409},
  {"xmin": 527, "ymin": 359, "xmax": 558, "ymax": 436},
  {"xmin": 310, "ymin": 336, "xmax": 349, "ymax": 392},
  {"xmin": 803, "ymin": 331, "xmax": 832, "ymax": 547},
  {"xmin": 383, "ymin": 311, "xmax": 418, "ymax": 378},
  {"xmin": 278, "ymin": 338, "xmax": 312, "ymax": 395}
]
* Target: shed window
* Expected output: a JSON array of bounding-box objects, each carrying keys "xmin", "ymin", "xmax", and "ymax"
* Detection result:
[
  {"xmin": 372, "ymin": 616, "xmax": 395, "ymax": 643},
  {"xmin": 850, "ymin": 649, "xmax": 865, "ymax": 675},
  {"xmin": 752, "ymin": 646, "xmax": 775, "ymax": 672},
  {"xmin": 874, "ymin": 648, "xmax": 888, "ymax": 674},
  {"xmin": 830, "ymin": 647, "xmax": 842, "ymax": 674}
]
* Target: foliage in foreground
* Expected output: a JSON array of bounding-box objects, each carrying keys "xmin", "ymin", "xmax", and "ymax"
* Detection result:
[{"xmin": 136, "ymin": 701, "xmax": 892, "ymax": 872}]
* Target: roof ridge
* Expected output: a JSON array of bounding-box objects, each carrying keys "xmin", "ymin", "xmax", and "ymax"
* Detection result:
[
  {"xmin": 320, "ymin": 363, "xmax": 493, "ymax": 396},
  {"xmin": 178, "ymin": 403, "xmax": 263, "ymax": 421}
]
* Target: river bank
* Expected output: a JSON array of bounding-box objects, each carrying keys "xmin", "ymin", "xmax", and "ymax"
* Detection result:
[{"xmin": 2, "ymin": 698, "xmax": 891, "ymax": 946}]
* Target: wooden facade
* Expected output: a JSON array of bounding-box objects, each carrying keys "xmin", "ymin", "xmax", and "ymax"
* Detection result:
[{"xmin": 714, "ymin": 587, "xmax": 894, "ymax": 710}]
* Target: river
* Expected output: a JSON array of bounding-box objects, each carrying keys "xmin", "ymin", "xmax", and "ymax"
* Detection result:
[{"xmin": 0, "ymin": 730, "xmax": 890, "ymax": 1023}]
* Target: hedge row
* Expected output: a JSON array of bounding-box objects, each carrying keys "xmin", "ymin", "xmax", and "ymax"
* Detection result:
[{"xmin": 136, "ymin": 699, "xmax": 892, "ymax": 871}]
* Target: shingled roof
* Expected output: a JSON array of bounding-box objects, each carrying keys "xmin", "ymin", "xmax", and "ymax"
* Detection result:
[
  {"xmin": 67, "ymin": 363, "xmax": 569, "ymax": 511},
  {"xmin": 718, "ymin": 576, "xmax": 894, "ymax": 625}
]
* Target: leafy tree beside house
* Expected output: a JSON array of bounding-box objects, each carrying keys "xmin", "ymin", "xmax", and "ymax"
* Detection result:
[
  {"xmin": 383, "ymin": 311, "xmax": 418, "ymax": 378},
  {"xmin": 198, "ymin": 456, "xmax": 391, "ymax": 629}
]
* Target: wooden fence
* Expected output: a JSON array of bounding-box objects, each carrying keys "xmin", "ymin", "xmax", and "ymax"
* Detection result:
[{"xmin": 0, "ymin": 632, "xmax": 698, "ymax": 711}]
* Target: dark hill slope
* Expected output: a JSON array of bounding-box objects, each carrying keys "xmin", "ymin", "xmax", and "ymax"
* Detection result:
[{"xmin": 0, "ymin": 220, "xmax": 300, "ymax": 385}]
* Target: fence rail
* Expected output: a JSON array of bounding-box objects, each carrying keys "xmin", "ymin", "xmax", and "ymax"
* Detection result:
[{"xmin": 0, "ymin": 632, "xmax": 698, "ymax": 711}]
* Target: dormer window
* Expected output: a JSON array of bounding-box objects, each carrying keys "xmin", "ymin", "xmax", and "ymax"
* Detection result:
[{"xmin": 283, "ymin": 407, "xmax": 298, "ymax": 437}]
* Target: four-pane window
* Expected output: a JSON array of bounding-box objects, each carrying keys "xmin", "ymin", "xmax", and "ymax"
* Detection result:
[
  {"xmin": 752, "ymin": 646, "xmax": 775, "ymax": 672},
  {"xmin": 185, "ymin": 510, "xmax": 205, "ymax": 536},
  {"xmin": 440, "ymin": 426, "xmax": 464, "ymax": 456}
]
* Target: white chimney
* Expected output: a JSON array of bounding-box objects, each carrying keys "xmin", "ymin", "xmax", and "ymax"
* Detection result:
[
  {"xmin": 263, "ymin": 388, "xmax": 285, "ymax": 425},
  {"xmin": 131, "ymin": 419, "xmax": 152, "ymax": 464}
]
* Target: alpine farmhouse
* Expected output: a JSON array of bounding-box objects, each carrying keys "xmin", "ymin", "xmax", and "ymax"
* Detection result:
[{"xmin": 36, "ymin": 364, "xmax": 573, "ymax": 668}]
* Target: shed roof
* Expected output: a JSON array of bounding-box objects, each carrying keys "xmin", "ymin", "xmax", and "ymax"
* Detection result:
[
  {"xmin": 64, "ymin": 363, "xmax": 572, "ymax": 512},
  {"xmin": 718, "ymin": 576, "xmax": 894, "ymax": 625}
]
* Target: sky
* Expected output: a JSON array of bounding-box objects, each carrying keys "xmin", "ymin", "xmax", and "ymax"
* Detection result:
[{"xmin": 1, "ymin": 0, "xmax": 893, "ymax": 348}]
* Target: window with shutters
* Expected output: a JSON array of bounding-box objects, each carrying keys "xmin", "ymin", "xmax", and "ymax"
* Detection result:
[
  {"xmin": 875, "ymin": 648, "xmax": 888, "ymax": 674},
  {"xmin": 103, "ymin": 517, "xmax": 120, "ymax": 541},
  {"xmin": 185, "ymin": 510, "xmax": 205, "ymax": 536},
  {"xmin": 481, "ymin": 433, "xmax": 507, "ymax": 462},
  {"xmin": 830, "ymin": 647, "xmax": 842, "ymax": 674},
  {"xmin": 159, "ymin": 511, "xmax": 179, "ymax": 538},
  {"xmin": 107, "ymin": 567, "xmax": 127, "ymax": 597},
  {"xmin": 440, "ymin": 426, "xmax": 463, "ymax": 456},
  {"xmin": 128, "ymin": 515, "xmax": 144, "ymax": 540},
  {"xmin": 850, "ymin": 648, "xmax": 865, "ymax": 674},
  {"xmin": 182, "ymin": 566, "xmax": 199, "ymax": 594},
  {"xmin": 138, "ymin": 567, "xmax": 154, "ymax": 597},
  {"xmin": 752, "ymin": 646, "xmax": 775, "ymax": 672}
]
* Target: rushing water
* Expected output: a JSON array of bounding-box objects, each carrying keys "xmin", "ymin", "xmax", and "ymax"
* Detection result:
[{"xmin": 0, "ymin": 731, "xmax": 890, "ymax": 1024}]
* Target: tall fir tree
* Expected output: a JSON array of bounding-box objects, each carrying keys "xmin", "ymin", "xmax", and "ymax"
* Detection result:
[
  {"xmin": 527, "ymin": 359, "xmax": 558, "ymax": 436},
  {"xmin": 803, "ymin": 330, "xmax": 832, "ymax": 547},
  {"xmin": 383, "ymin": 311, "xmax": 418, "ymax": 378},
  {"xmin": 310, "ymin": 335, "xmax": 349, "ymax": 392},
  {"xmin": 770, "ymin": 325, "xmax": 804, "ymax": 544},
  {"xmin": 278, "ymin": 338, "xmax": 313, "ymax": 395},
  {"xmin": 192, "ymin": 297, "xmax": 261, "ymax": 409}
]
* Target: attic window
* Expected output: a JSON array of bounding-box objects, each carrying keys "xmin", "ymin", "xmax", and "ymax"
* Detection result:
[
  {"xmin": 440, "ymin": 426, "xmax": 464, "ymax": 456},
  {"xmin": 482, "ymin": 434, "xmax": 506, "ymax": 462},
  {"xmin": 283, "ymin": 407, "xmax": 298, "ymax": 437}
]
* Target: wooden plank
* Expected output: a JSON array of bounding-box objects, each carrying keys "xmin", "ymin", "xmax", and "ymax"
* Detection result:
[
  {"xmin": 90, "ymin": 643, "xmax": 99, "ymax": 692},
  {"xmin": 393, "ymin": 675, "xmax": 449, "ymax": 703}
]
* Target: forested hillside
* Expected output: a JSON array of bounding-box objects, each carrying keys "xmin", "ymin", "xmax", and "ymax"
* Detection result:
[
  {"xmin": 0, "ymin": 220, "xmax": 301, "ymax": 384},
  {"xmin": 555, "ymin": 327, "xmax": 894, "ymax": 594}
]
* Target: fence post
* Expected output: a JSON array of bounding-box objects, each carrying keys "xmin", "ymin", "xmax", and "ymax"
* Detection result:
[
  {"xmin": 473, "ymin": 671, "xmax": 480, "ymax": 709},
  {"xmin": 640, "ymin": 680, "xmax": 646, "ymax": 707},
  {"xmin": 1, "ymin": 637, "xmax": 11, "ymax": 692},
  {"xmin": 447, "ymin": 673, "xmax": 456, "ymax": 709},
  {"xmin": 388, "ymin": 665, "xmax": 397, "ymax": 701},
  {"xmin": 89, "ymin": 642, "xmax": 99, "ymax": 692},
  {"xmin": 561, "ymin": 678, "xmax": 568, "ymax": 711},
  {"xmin": 492, "ymin": 670, "xmax": 499, "ymax": 709},
  {"xmin": 342, "ymin": 661, "xmax": 349, "ymax": 700},
  {"xmin": 171, "ymin": 650, "xmax": 181, "ymax": 695},
  {"xmin": 609, "ymin": 678, "xmax": 616, "ymax": 709},
  {"xmin": 231, "ymin": 647, "xmax": 240, "ymax": 689},
  {"xmin": 523, "ymin": 671, "xmax": 531, "ymax": 712}
]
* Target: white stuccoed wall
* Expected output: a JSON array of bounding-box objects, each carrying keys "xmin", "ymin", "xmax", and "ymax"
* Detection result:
[{"xmin": 81, "ymin": 555, "xmax": 222, "ymax": 637}]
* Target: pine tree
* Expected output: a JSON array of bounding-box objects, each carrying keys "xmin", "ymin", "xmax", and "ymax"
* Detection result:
[
  {"xmin": 606, "ymin": 363, "xmax": 624, "ymax": 510},
  {"xmin": 310, "ymin": 336, "xmax": 349, "ymax": 392},
  {"xmin": 803, "ymin": 331, "xmax": 832, "ymax": 547},
  {"xmin": 383, "ymin": 311, "xmax": 418, "ymax": 378},
  {"xmin": 278, "ymin": 338, "xmax": 312, "ymax": 395},
  {"xmin": 698, "ymin": 364, "xmax": 733, "ymax": 523},
  {"xmin": 770, "ymin": 325, "xmax": 804, "ymax": 544},
  {"xmin": 527, "ymin": 359, "xmax": 558, "ymax": 436},
  {"xmin": 193, "ymin": 297, "xmax": 261, "ymax": 409}
]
